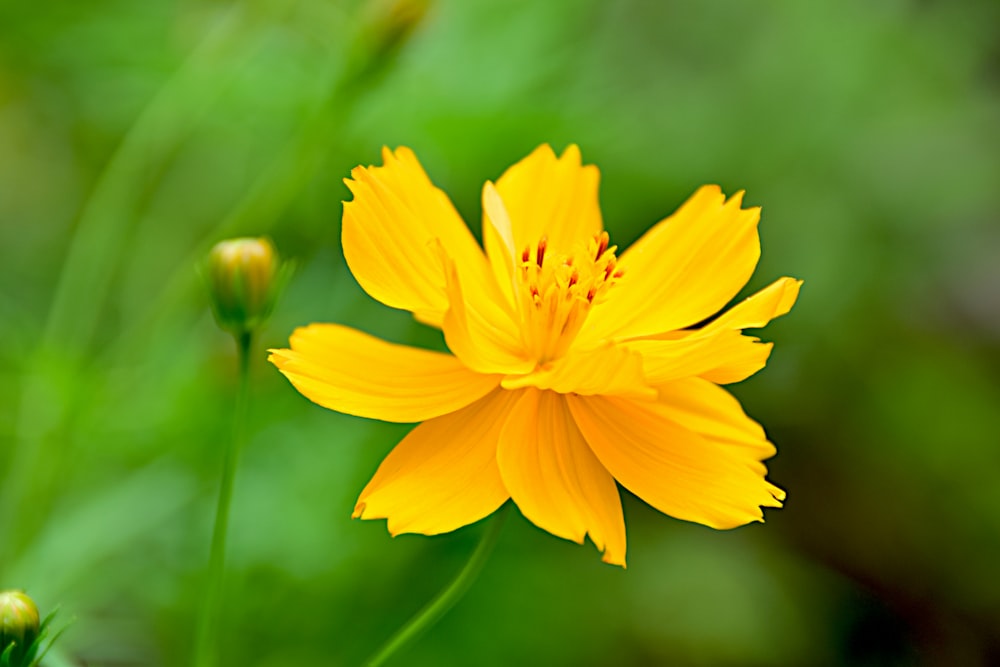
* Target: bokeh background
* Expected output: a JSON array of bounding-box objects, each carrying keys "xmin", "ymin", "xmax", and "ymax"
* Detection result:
[{"xmin": 2, "ymin": 0, "xmax": 1000, "ymax": 664}]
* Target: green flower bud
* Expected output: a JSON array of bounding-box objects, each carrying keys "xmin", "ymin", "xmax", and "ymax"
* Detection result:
[
  {"xmin": 207, "ymin": 237, "xmax": 283, "ymax": 335},
  {"xmin": 0, "ymin": 590, "xmax": 39, "ymax": 665}
]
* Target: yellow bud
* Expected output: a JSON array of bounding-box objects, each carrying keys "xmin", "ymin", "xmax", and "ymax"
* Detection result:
[
  {"xmin": 0, "ymin": 590, "xmax": 40, "ymax": 665},
  {"xmin": 207, "ymin": 237, "xmax": 282, "ymax": 335}
]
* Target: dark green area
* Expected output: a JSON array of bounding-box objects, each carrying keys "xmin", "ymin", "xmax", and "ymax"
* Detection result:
[{"xmin": 2, "ymin": 0, "xmax": 999, "ymax": 664}]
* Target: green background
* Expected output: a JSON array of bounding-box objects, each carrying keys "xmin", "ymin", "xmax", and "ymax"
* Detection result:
[{"xmin": 2, "ymin": 0, "xmax": 999, "ymax": 664}]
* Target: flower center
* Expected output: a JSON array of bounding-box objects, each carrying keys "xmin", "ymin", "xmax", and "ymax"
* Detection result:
[{"xmin": 516, "ymin": 231, "xmax": 624, "ymax": 364}]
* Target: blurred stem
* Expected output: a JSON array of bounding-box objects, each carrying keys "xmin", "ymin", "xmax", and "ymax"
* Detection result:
[
  {"xmin": 193, "ymin": 330, "xmax": 252, "ymax": 667},
  {"xmin": 364, "ymin": 505, "xmax": 509, "ymax": 667},
  {"xmin": 0, "ymin": 2, "xmax": 248, "ymax": 575}
]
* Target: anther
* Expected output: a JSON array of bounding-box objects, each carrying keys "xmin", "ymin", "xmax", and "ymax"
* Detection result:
[
  {"xmin": 595, "ymin": 232, "xmax": 609, "ymax": 260},
  {"xmin": 521, "ymin": 246, "xmax": 531, "ymax": 264},
  {"xmin": 536, "ymin": 236, "xmax": 548, "ymax": 267}
]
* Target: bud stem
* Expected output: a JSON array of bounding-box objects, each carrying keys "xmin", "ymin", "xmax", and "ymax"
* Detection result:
[
  {"xmin": 194, "ymin": 330, "xmax": 253, "ymax": 667},
  {"xmin": 363, "ymin": 503, "xmax": 509, "ymax": 667}
]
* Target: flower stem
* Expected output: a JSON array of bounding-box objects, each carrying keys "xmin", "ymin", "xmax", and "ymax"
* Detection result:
[
  {"xmin": 364, "ymin": 504, "xmax": 509, "ymax": 667},
  {"xmin": 193, "ymin": 330, "xmax": 253, "ymax": 667}
]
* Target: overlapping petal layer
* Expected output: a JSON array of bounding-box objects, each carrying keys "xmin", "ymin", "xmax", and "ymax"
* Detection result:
[
  {"xmin": 439, "ymin": 246, "xmax": 535, "ymax": 375},
  {"xmin": 484, "ymin": 144, "xmax": 603, "ymax": 263},
  {"xmin": 342, "ymin": 146, "xmax": 499, "ymax": 326},
  {"xmin": 501, "ymin": 343, "xmax": 655, "ymax": 399},
  {"xmin": 269, "ymin": 324, "xmax": 499, "ymax": 423},
  {"xmin": 353, "ymin": 388, "xmax": 520, "ymax": 535},
  {"xmin": 626, "ymin": 276, "xmax": 802, "ymax": 385},
  {"xmin": 567, "ymin": 393, "xmax": 784, "ymax": 529},
  {"xmin": 578, "ymin": 186, "xmax": 761, "ymax": 344},
  {"xmin": 497, "ymin": 389, "xmax": 626, "ymax": 566}
]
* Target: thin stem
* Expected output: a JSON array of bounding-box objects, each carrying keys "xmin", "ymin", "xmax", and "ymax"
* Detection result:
[
  {"xmin": 364, "ymin": 505, "xmax": 510, "ymax": 667},
  {"xmin": 193, "ymin": 330, "xmax": 253, "ymax": 667}
]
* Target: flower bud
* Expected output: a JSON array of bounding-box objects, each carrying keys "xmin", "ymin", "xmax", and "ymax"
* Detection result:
[
  {"xmin": 207, "ymin": 237, "xmax": 282, "ymax": 335},
  {"xmin": 0, "ymin": 590, "xmax": 39, "ymax": 665}
]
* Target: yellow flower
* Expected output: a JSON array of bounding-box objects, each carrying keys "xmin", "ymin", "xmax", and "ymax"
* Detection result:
[{"xmin": 270, "ymin": 145, "xmax": 801, "ymax": 567}]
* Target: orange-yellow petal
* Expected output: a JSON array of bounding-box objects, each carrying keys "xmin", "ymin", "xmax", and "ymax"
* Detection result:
[
  {"xmin": 352, "ymin": 388, "xmax": 518, "ymax": 535},
  {"xmin": 702, "ymin": 276, "xmax": 803, "ymax": 333},
  {"xmin": 342, "ymin": 146, "xmax": 496, "ymax": 326},
  {"xmin": 269, "ymin": 323, "xmax": 500, "ymax": 423},
  {"xmin": 484, "ymin": 144, "xmax": 603, "ymax": 264},
  {"xmin": 481, "ymin": 181, "xmax": 518, "ymax": 310},
  {"xmin": 698, "ymin": 338, "xmax": 774, "ymax": 385},
  {"xmin": 439, "ymin": 246, "xmax": 535, "ymax": 375},
  {"xmin": 501, "ymin": 343, "xmax": 656, "ymax": 400},
  {"xmin": 655, "ymin": 378, "xmax": 778, "ymax": 459},
  {"xmin": 627, "ymin": 277, "xmax": 801, "ymax": 384},
  {"xmin": 497, "ymin": 389, "xmax": 626, "ymax": 566},
  {"xmin": 579, "ymin": 186, "xmax": 761, "ymax": 344},
  {"xmin": 567, "ymin": 393, "xmax": 784, "ymax": 529}
]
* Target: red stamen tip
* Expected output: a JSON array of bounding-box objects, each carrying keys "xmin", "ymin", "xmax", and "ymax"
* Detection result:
[
  {"xmin": 536, "ymin": 236, "xmax": 548, "ymax": 267},
  {"xmin": 595, "ymin": 232, "xmax": 609, "ymax": 260}
]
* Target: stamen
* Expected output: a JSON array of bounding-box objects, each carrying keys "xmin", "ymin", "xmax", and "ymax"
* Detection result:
[
  {"xmin": 595, "ymin": 232, "xmax": 609, "ymax": 260},
  {"xmin": 514, "ymin": 232, "xmax": 623, "ymax": 363}
]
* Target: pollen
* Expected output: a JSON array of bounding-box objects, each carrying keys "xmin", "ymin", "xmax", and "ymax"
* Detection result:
[{"xmin": 516, "ymin": 231, "xmax": 624, "ymax": 363}]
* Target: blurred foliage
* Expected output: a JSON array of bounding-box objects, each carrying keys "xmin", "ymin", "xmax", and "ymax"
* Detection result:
[{"xmin": 2, "ymin": 0, "xmax": 1000, "ymax": 665}]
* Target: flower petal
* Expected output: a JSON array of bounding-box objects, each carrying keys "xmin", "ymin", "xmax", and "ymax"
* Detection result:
[
  {"xmin": 481, "ymin": 181, "xmax": 518, "ymax": 309},
  {"xmin": 342, "ymin": 146, "xmax": 495, "ymax": 326},
  {"xmin": 353, "ymin": 388, "xmax": 519, "ymax": 535},
  {"xmin": 439, "ymin": 245, "xmax": 536, "ymax": 375},
  {"xmin": 627, "ymin": 277, "xmax": 802, "ymax": 385},
  {"xmin": 497, "ymin": 389, "xmax": 626, "ymax": 566},
  {"xmin": 703, "ymin": 276, "xmax": 803, "ymax": 332},
  {"xmin": 567, "ymin": 393, "xmax": 784, "ymax": 529},
  {"xmin": 269, "ymin": 323, "xmax": 500, "ymax": 423},
  {"xmin": 626, "ymin": 330, "xmax": 750, "ymax": 385},
  {"xmin": 501, "ymin": 343, "xmax": 656, "ymax": 400},
  {"xmin": 485, "ymin": 144, "xmax": 603, "ymax": 260},
  {"xmin": 579, "ymin": 186, "xmax": 761, "ymax": 343},
  {"xmin": 655, "ymin": 378, "xmax": 778, "ymax": 459}
]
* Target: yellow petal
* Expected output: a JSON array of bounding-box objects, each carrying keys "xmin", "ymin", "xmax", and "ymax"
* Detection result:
[
  {"xmin": 703, "ymin": 276, "xmax": 803, "ymax": 332},
  {"xmin": 269, "ymin": 323, "xmax": 500, "ymax": 423},
  {"xmin": 485, "ymin": 144, "xmax": 603, "ymax": 261},
  {"xmin": 497, "ymin": 389, "xmax": 627, "ymax": 566},
  {"xmin": 628, "ymin": 277, "xmax": 801, "ymax": 384},
  {"xmin": 626, "ymin": 330, "xmax": 749, "ymax": 385},
  {"xmin": 579, "ymin": 186, "xmax": 761, "ymax": 343},
  {"xmin": 481, "ymin": 181, "xmax": 518, "ymax": 310},
  {"xmin": 439, "ymin": 245, "xmax": 536, "ymax": 375},
  {"xmin": 342, "ymin": 146, "xmax": 496, "ymax": 326},
  {"xmin": 655, "ymin": 378, "xmax": 778, "ymax": 459},
  {"xmin": 353, "ymin": 388, "xmax": 518, "ymax": 535},
  {"xmin": 698, "ymin": 338, "xmax": 774, "ymax": 385},
  {"xmin": 567, "ymin": 393, "xmax": 784, "ymax": 529},
  {"xmin": 501, "ymin": 343, "xmax": 656, "ymax": 400}
]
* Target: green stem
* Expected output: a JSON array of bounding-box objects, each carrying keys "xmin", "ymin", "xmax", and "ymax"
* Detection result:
[
  {"xmin": 364, "ymin": 505, "xmax": 509, "ymax": 667},
  {"xmin": 193, "ymin": 330, "xmax": 253, "ymax": 667}
]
